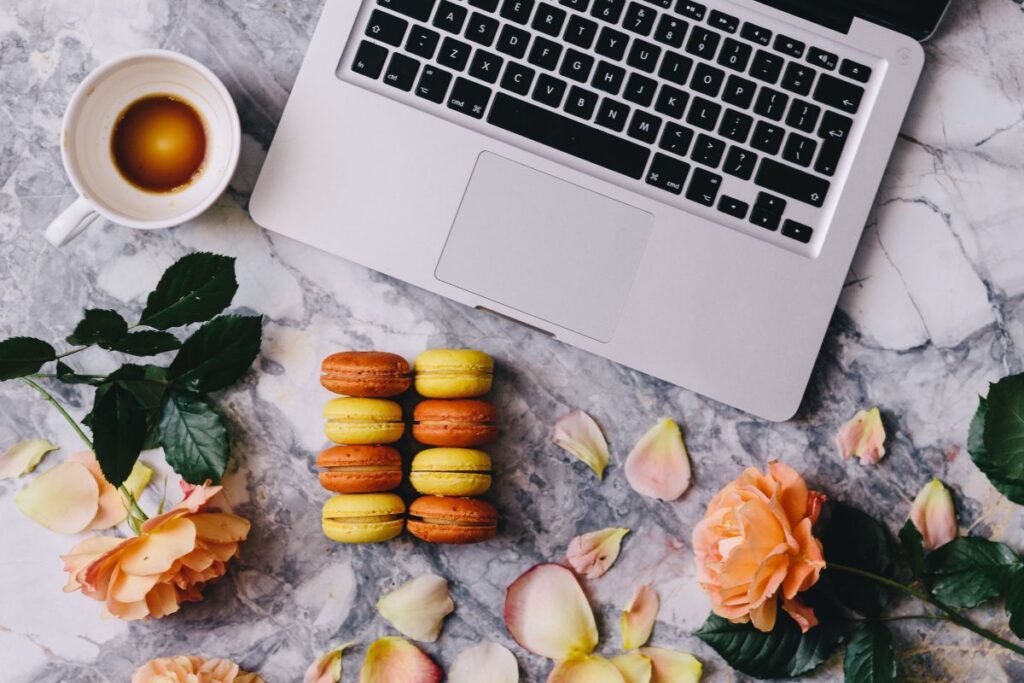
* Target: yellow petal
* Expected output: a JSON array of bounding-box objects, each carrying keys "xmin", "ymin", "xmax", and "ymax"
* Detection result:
[
  {"xmin": 190, "ymin": 513, "xmax": 251, "ymax": 543},
  {"xmin": 553, "ymin": 411, "xmax": 611, "ymax": 479},
  {"xmin": 68, "ymin": 452, "xmax": 127, "ymax": 530},
  {"xmin": 359, "ymin": 637, "xmax": 443, "ymax": 683},
  {"xmin": 621, "ymin": 584, "xmax": 659, "ymax": 650},
  {"xmin": 565, "ymin": 528, "xmax": 630, "ymax": 579},
  {"xmin": 835, "ymin": 407, "xmax": 886, "ymax": 465},
  {"xmin": 624, "ymin": 419, "xmax": 692, "ymax": 501},
  {"xmin": 376, "ymin": 574, "xmax": 455, "ymax": 643},
  {"xmin": 15, "ymin": 461, "xmax": 99, "ymax": 534},
  {"xmin": 640, "ymin": 648, "xmax": 702, "ymax": 683},
  {"xmin": 0, "ymin": 439, "xmax": 58, "ymax": 479},
  {"xmin": 505, "ymin": 563, "xmax": 598, "ymax": 660},
  {"xmin": 124, "ymin": 460, "xmax": 153, "ymax": 499},
  {"xmin": 449, "ymin": 642, "xmax": 519, "ymax": 683},
  {"xmin": 547, "ymin": 656, "xmax": 626, "ymax": 683},
  {"xmin": 611, "ymin": 653, "xmax": 652, "ymax": 683},
  {"xmin": 119, "ymin": 517, "xmax": 197, "ymax": 575},
  {"xmin": 304, "ymin": 642, "xmax": 354, "ymax": 683},
  {"xmin": 910, "ymin": 479, "xmax": 957, "ymax": 550}
]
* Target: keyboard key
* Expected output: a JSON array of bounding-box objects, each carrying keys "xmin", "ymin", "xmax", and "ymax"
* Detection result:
[
  {"xmin": 560, "ymin": 0, "xmax": 590, "ymax": 9},
  {"xmin": 675, "ymin": 0, "xmax": 706, "ymax": 21},
  {"xmin": 659, "ymin": 122, "xmax": 694, "ymax": 156},
  {"xmin": 624, "ymin": 2, "xmax": 657, "ymax": 35},
  {"xmin": 647, "ymin": 152, "xmax": 690, "ymax": 194},
  {"xmin": 628, "ymin": 110, "xmax": 663, "ymax": 143},
  {"xmin": 773, "ymin": 34, "xmax": 804, "ymax": 58},
  {"xmin": 722, "ymin": 74, "xmax": 756, "ymax": 108},
  {"xmin": 434, "ymin": 1, "xmax": 468, "ymax": 33},
  {"xmin": 718, "ymin": 195, "xmax": 748, "ymax": 218},
  {"xmin": 659, "ymin": 52, "xmax": 694, "ymax": 85},
  {"xmin": 781, "ymin": 62, "xmax": 815, "ymax": 96},
  {"xmin": 753, "ymin": 87, "xmax": 788, "ymax": 121},
  {"xmin": 501, "ymin": 0, "xmax": 536, "ymax": 23},
  {"xmin": 786, "ymin": 100, "xmax": 820, "ymax": 133},
  {"xmin": 807, "ymin": 46, "xmax": 837, "ymax": 70},
  {"xmin": 596, "ymin": 97, "xmax": 631, "ymax": 131},
  {"xmin": 815, "ymin": 111, "xmax": 850, "ymax": 175},
  {"xmin": 560, "ymin": 48, "xmax": 595, "ymax": 82},
  {"xmin": 501, "ymin": 61, "xmax": 536, "ymax": 94},
  {"xmin": 740, "ymin": 22, "xmax": 771, "ymax": 46},
  {"xmin": 595, "ymin": 26, "xmax": 629, "ymax": 59},
  {"xmin": 692, "ymin": 134, "xmax": 725, "ymax": 168},
  {"xmin": 352, "ymin": 40, "xmax": 388, "ymax": 79},
  {"xmin": 751, "ymin": 120, "xmax": 784, "ymax": 154},
  {"xmin": 623, "ymin": 72, "xmax": 658, "ymax": 106},
  {"xmin": 593, "ymin": 61, "xmax": 626, "ymax": 94},
  {"xmin": 627, "ymin": 39, "xmax": 661, "ymax": 73},
  {"xmin": 723, "ymin": 146, "xmax": 756, "ymax": 179},
  {"xmin": 415, "ymin": 65, "xmax": 453, "ymax": 102},
  {"xmin": 470, "ymin": 0, "xmax": 500, "ymax": 10},
  {"xmin": 565, "ymin": 85, "xmax": 599, "ymax": 118},
  {"xmin": 818, "ymin": 109, "xmax": 853, "ymax": 140},
  {"xmin": 496, "ymin": 24, "xmax": 531, "ymax": 58},
  {"xmin": 719, "ymin": 109, "xmax": 752, "ymax": 142},
  {"xmin": 655, "ymin": 84, "xmax": 689, "ymax": 118},
  {"xmin": 782, "ymin": 133, "xmax": 816, "ymax": 167},
  {"xmin": 814, "ymin": 74, "xmax": 863, "ymax": 114},
  {"xmin": 407, "ymin": 25, "xmax": 441, "ymax": 59},
  {"xmin": 448, "ymin": 76, "xmax": 492, "ymax": 117},
  {"xmin": 685, "ymin": 27, "xmax": 720, "ymax": 59},
  {"xmin": 782, "ymin": 219, "xmax": 813, "ymax": 243},
  {"xmin": 438, "ymin": 37, "xmax": 472, "ymax": 70},
  {"xmin": 691, "ymin": 63, "xmax": 724, "ymax": 98},
  {"xmin": 466, "ymin": 12, "xmax": 499, "ymax": 45},
  {"xmin": 529, "ymin": 37, "xmax": 563, "ymax": 69},
  {"xmin": 749, "ymin": 50, "xmax": 783, "ymax": 83},
  {"xmin": 815, "ymin": 137, "xmax": 843, "ymax": 176},
  {"xmin": 708, "ymin": 10, "xmax": 738, "ymax": 33},
  {"xmin": 533, "ymin": 3, "xmax": 568, "ymax": 35},
  {"xmin": 533, "ymin": 73, "xmax": 568, "ymax": 106},
  {"xmin": 717, "ymin": 38, "xmax": 751, "ymax": 72},
  {"xmin": 366, "ymin": 10, "xmax": 408, "ymax": 47},
  {"xmin": 840, "ymin": 59, "xmax": 872, "ymax": 83},
  {"xmin": 750, "ymin": 206, "xmax": 780, "ymax": 231},
  {"xmin": 755, "ymin": 158, "xmax": 829, "ymax": 206},
  {"xmin": 641, "ymin": 0, "xmax": 672, "ymax": 7},
  {"xmin": 755, "ymin": 192, "xmax": 786, "ymax": 214},
  {"xmin": 591, "ymin": 0, "xmax": 626, "ymax": 23},
  {"xmin": 470, "ymin": 50, "xmax": 504, "ymax": 83},
  {"xmin": 565, "ymin": 15, "xmax": 599, "ymax": 47},
  {"xmin": 686, "ymin": 96, "xmax": 720, "ymax": 130},
  {"xmin": 686, "ymin": 167, "xmax": 722, "ymax": 206},
  {"xmin": 380, "ymin": 0, "xmax": 436, "ymax": 22},
  {"xmin": 384, "ymin": 52, "xmax": 419, "ymax": 90},
  {"xmin": 654, "ymin": 14, "xmax": 687, "ymax": 48}
]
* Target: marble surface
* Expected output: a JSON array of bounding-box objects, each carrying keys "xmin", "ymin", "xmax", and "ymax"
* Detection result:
[{"xmin": 1, "ymin": 1, "xmax": 1024, "ymax": 681}]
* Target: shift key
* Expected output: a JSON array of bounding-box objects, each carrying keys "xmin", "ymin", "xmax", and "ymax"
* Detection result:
[{"xmin": 755, "ymin": 158, "xmax": 830, "ymax": 207}]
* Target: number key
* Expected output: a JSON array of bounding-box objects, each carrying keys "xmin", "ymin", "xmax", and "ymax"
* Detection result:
[{"xmin": 685, "ymin": 26, "xmax": 720, "ymax": 59}]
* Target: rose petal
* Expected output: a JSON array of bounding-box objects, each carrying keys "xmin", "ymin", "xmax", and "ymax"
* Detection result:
[
  {"xmin": 304, "ymin": 642, "xmax": 354, "ymax": 683},
  {"xmin": 449, "ymin": 642, "xmax": 519, "ymax": 683},
  {"xmin": 359, "ymin": 637, "xmax": 443, "ymax": 683},
  {"xmin": 140, "ymin": 483, "xmax": 223, "ymax": 533},
  {"xmin": 0, "ymin": 439, "xmax": 58, "ymax": 480},
  {"xmin": 610, "ymin": 653, "xmax": 652, "ymax": 683},
  {"xmin": 553, "ymin": 411, "xmax": 611, "ymax": 479},
  {"xmin": 835, "ymin": 407, "xmax": 886, "ymax": 465},
  {"xmin": 505, "ymin": 563, "xmax": 598, "ymax": 660},
  {"xmin": 14, "ymin": 462, "xmax": 99, "ymax": 534},
  {"xmin": 566, "ymin": 528, "xmax": 630, "ymax": 580},
  {"xmin": 640, "ymin": 648, "xmax": 702, "ymax": 683},
  {"xmin": 910, "ymin": 479, "xmax": 957, "ymax": 550},
  {"xmin": 190, "ymin": 513, "xmax": 252, "ymax": 543},
  {"xmin": 376, "ymin": 574, "xmax": 455, "ymax": 643},
  {"xmin": 621, "ymin": 584, "xmax": 659, "ymax": 650},
  {"xmin": 624, "ymin": 419, "xmax": 692, "ymax": 501},
  {"xmin": 547, "ymin": 656, "xmax": 626, "ymax": 683},
  {"xmin": 68, "ymin": 452, "xmax": 125, "ymax": 530},
  {"xmin": 119, "ymin": 517, "xmax": 197, "ymax": 575},
  {"xmin": 124, "ymin": 460, "xmax": 153, "ymax": 499},
  {"xmin": 781, "ymin": 597, "xmax": 818, "ymax": 634}
]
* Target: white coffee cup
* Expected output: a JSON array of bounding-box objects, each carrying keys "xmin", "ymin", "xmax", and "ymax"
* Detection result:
[{"xmin": 46, "ymin": 49, "xmax": 241, "ymax": 247}]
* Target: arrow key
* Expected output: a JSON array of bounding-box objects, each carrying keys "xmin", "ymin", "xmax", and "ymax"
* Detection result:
[{"xmin": 813, "ymin": 73, "xmax": 863, "ymax": 114}]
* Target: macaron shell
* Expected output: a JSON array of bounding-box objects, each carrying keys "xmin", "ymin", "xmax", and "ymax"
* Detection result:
[
  {"xmin": 407, "ymin": 517, "xmax": 496, "ymax": 544},
  {"xmin": 407, "ymin": 496, "xmax": 498, "ymax": 544},
  {"xmin": 414, "ymin": 349, "xmax": 494, "ymax": 399},
  {"xmin": 322, "ymin": 492, "xmax": 406, "ymax": 518},
  {"xmin": 316, "ymin": 445, "xmax": 402, "ymax": 468},
  {"xmin": 320, "ymin": 469, "xmax": 403, "ymax": 494},
  {"xmin": 321, "ymin": 493, "xmax": 406, "ymax": 543},
  {"xmin": 415, "ymin": 374, "xmax": 493, "ymax": 399},
  {"xmin": 323, "ymin": 518, "xmax": 405, "ymax": 543},
  {"xmin": 412, "ymin": 400, "xmax": 498, "ymax": 447},
  {"xmin": 323, "ymin": 398, "xmax": 404, "ymax": 444},
  {"xmin": 410, "ymin": 471, "xmax": 492, "ymax": 496},
  {"xmin": 325, "ymin": 421, "xmax": 405, "ymax": 445},
  {"xmin": 321, "ymin": 351, "xmax": 411, "ymax": 397},
  {"xmin": 411, "ymin": 447, "xmax": 492, "ymax": 472}
]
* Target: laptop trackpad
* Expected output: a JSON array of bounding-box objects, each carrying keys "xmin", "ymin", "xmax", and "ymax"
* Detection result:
[{"xmin": 436, "ymin": 153, "xmax": 653, "ymax": 342}]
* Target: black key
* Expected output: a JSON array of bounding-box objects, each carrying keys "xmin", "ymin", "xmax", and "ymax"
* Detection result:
[
  {"xmin": 685, "ymin": 27, "xmax": 720, "ymax": 59},
  {"xmin": 470, "ymin": 0, "xmax": 500, "ymax": 10},
  {"xmin": 529, "ymin": 37, "xmax": 563, "ymax": 69},
  {"xmin": 646, "ymin": 152, "xmax": 690, "ymax": 194},
  {"xmin": 592, "ymin": 61, "xmax": 626, "ymax": 94},
  {"xmin": 448, "ymin": 76, "xmax": 492, "ymax": 117},
  {"xmin": 783, "ymin": 132, "xmax": 817, "ymax": 167},
  {"xmin": 380, "ymin": 0, "xmax": 436, "ymax": 22},
  {"xmin": 755, "ymin": 158, "xmax": 830, "ymax": 206},
  {"xmin": 708, "ymin": 10, "xmax": 738, "ymax": 33},
  {"xmin": 808, "ymin": 46, "xmax": 837, "ymax": 70},
  {"xmin": 751, "ymin": 120, "xmax": 784, "ymax": 154},
  {"xmin": 840, "ymin": 59, "xmax": 872, "ymax": 83},
  {"xmin": 366, "ymin": 10, "xmax": 408, "ymax": 47},
  {"xmin": 501, "ymin": 0, "xmax": 536, "ymax": 23},
  {"xmin": 591, "ymin": 0, "xmax": 626, "ymax": 23},
  {"xmin": 655, "ymin": 84, "xmax": 689, "ymax": 118},
  {"xmin": 818, "ymin": 110, "xmax": 853, "ymax": 141},
  {"xmin": 741, "ymin": 23, "xmax": 771, "ymax": 46},
  {"xmin": 407, "ymin": 25, "xmax": 441, "ymax": 59},
  {"xmin": 595, "ymin": 26, "xmax": 629, "ymax": 59},
  {"xmin": 659, "ymin": 52, "xmax": 693, "ymax": 85},
  {"xmin": 675, "ymin": 1, "xmax": 706, "ymax": 21},
  {"xmin": 626, "ymin": 39, "xmax": 661, "ymax": 73},
  {"xmin": 686, "ymin": 167, "xmax": 722, "ymax": 206},
  {"xmin": 692, "ymin": 134, "xmax": 725, "ymax": 168},
  {"xmin": 596, "ymin": 98, "xmax": 631, "ymax": 131},
  {"xmin": 501, "ymin": 61, "xmax": 536, "ymax": 94},
  {"xmin": 623, "ymin": 73, "xmax": 658, "ymax": 106},
  {"xmin": 755, "ymin": 192, "xmax": 786, "ymax": 214},
  {"xmin": 781, "ymin": 62, "xmax": 815, "ymax": 96},
  {"xmin": 717, "ymin": 38, "xmax": 751, "ymax": 72},
  {"xmin": 723, "ymin": 146, "xmax": 757, "ymax": 179},
  {"xmin": 533, "ymin": 73, "xmax": 568, "ymax": 106},
  {"xmin": 654, "ymin": 15, "xmax": 687, "ymax": 48},
  {"xmin": 782, "ymin": 219, "xmax": 813, "ymax": 243},
  {"xmin": 466, "ymin": 12, "xmax": 499, "ymax": 45},
  {"xmin": 718, "ymin": 195, "xmax": 748, "ymax": 218},
  {"xmin": 659, "ymin": 122, "xmax": 694, "ymax": 156},
  {"xmin": 628, "ymin": 110, "xmax": 663, "ymax": 143},
  {"xmin": 496, "ymin": 25, "xmax": 531, "ymax": 58},
  {"xmin": 773, "ymin": 34, "xmax": 804, "ymax": 58},
  {"xmin": 566, "ymin": 15, "xmax": 599, "ymax": 48},
  {"xmin": 560, "ymin": 0, "xmax": 590, "ymax": 9},
  {"xmin": 560, "ymin": 49, "xmax": 595, "ymax": 82},
  {"xmin": 438, "ymin": 37, "xmax": 472, "ymax": 70},
  {"xmin": 352, "ymin": 40, "xmax": 388, "ymax": 79},
  {"xmin": 814, "ymin": 74, "xmax": 863, "ymax": 114},
  {"xmin": 470, "ymin": 50, "xmax": 504, "ymax": 83},
  {"xmin": 384, "ymin": 52, "xmax": 419, "ymax": 90},
  {"xmin": 565, "ymin": 85, "xmax": 599, "ymax": 118},
  {"xmin": 434, "ymin": 1, "xmax": 468, "ymax": 33},
  {"xmin": 686, "ymin": 96, "xmax": 720, "ymax": 130},
  {"xmin": 749, "ymin": 50, "xmax": 783, "ymax": 83},
  {"xmin": 691, "ymin": 62, "xmax": 724, "ymax": 97},
  {"xmin": 722, "ymin": 75, "xmax": 756, "ymax": 108},
  {"xmin": 624, "ymin": 2, "xmax": 657, "ymax": 35},
  {"xmin": 786, "ymin": 100, "xmax": 820, "ymax": 133},
  {"xmin": 753, "ymin": 87, "xmax": 788, "ymax": 121},
  {"xmin": 719, "ymin": 109, "xmax": 752, "ymax": 142},
  {"xmin": 533, "ymin": 3, "xmax": 568, "ymax": 35},
  {"xmin": 415, "ymin": 65, "xmax": 453, "ymax": 102},
  {"xmin": 815, "ymin": 137, "xmax": 843, "ymax": 176},
  {"xmin": 641, "ymin": 0, "xmax": 672, "ymax": 7},
  {"xmin": 750, "ymin": 206, "xmax": 780, "ymax": 231}
]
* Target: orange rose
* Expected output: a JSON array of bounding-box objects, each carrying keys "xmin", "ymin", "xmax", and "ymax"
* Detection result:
[
  {"xmin": 692, "ymin": 461, "xmax": 826, "ymax": 632},
  {"xmin": 132, "ymin": 656, "xmax": 264, "ymax": 683},
  {"xmin": 62, "ymin": 482, "xmax": 250, "ymax": 620}
]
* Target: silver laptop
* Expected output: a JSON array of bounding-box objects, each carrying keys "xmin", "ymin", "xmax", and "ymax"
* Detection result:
[{"xmin": 250, "ymin": 0, "xmax": 949, "ymax": 420}]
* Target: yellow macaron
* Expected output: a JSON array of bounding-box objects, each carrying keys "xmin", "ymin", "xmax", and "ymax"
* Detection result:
[
  {"xmin": 321, "ymin": 492, "xmax": 406, "ymax": 543},
  {"xmin": 414, "ymin": 349, "xmax": 494, "ymax": 398},
  {"xmin": 409, "ymin": 447, "xmax": 492, "ymax": 497},
  {"xmin": 324, "ymin": 397, "xmax": 404, "ymax": 444}
]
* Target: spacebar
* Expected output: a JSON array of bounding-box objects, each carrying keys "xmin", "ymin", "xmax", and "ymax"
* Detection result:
[{"xmin": 487, "ymin": 93, "xmax": 650, "ymax": 180}]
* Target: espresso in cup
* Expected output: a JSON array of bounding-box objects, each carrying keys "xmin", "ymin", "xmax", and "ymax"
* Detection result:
[{"xmin": 111, "ymin": 94, "xmax": 207, "ymax": 193}]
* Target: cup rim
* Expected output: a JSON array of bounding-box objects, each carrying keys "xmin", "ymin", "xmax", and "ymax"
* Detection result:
[{"xmin": 60, "ymin": 48, "xmax": 241, "ymax": 230}]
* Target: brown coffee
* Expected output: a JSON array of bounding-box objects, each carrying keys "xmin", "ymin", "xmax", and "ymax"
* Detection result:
[{"xmin": 111, "ymin": 94, "xmax": 207, "ymax": 193}]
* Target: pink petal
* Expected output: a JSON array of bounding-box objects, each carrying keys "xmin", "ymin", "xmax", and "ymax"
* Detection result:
[
  {"xmin": 0, "ymin": 439, "xmax": 57, "ymax": 479},
  {"xmin": 141, "ymin": 482, "xmax": 223, "ymax": 533},
  {"xmin": 14, "ymin": 461, "xmax": 99, "ymax": 534},
  {"xmin": 566, "ymin": 528, "xmax": 630, "ymax": 580},
  {"xmin": 69, "ymin": 451, "xmax": 126, "ymax": 530},
  {"xmin": 304, "ymin": 642, "xmax": 353, "ymax": 683},
  {"xmin": 547, "ymin": 656, "xmax": 626, "ymax": 683},
  {"xmin": 553, "ymin": 411, "xmax": 611, "ymax": 479},
  {"xmin": 620, "ymin": 584, "xmax": 659, "ymax": 650},
  {"xmin": 359, "ymin": 637, "xmax": 442, "ymax": 683},
  {"xmin": 835, "ymin": 408, "xmax": 886, "ymax": 465},
  {"xmin": 624, "ymin": 419, "xmax": 692, "ymax": 501},
  {"xmin": 639, "ymin": 648, "xmax": 702, "ymax": 683},
  {"xmin": 910, "ymin": 479, "xmax": 958, "ymax": 550},
  {"xmin": 505, "ymin": 563, "xmax": 598, "ymax": 660},
  {"xmin": 782, "ymin": 597, "xmax": 818, "ymax": 633}
]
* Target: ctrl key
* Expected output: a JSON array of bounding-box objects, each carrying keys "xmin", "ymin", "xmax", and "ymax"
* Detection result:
[
  {"xmin": 646, "ymin": 153, "xmax": 691, "ymax": 195},
  {"xmin": 782, "ymin": 219, "xmax": 813, "ymax": 244},
  {"xmin": 353, "ymin": 40, "xmax": 389, "ymax": 80},
  {"xmin": 448, "ymin": 77, "xmax": 492, "ymax": 118}
]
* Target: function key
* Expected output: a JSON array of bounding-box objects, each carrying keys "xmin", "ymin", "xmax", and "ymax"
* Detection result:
[
  {"xmin": 740, "ymin": 22, "xmax": 771, "ymax": 46},
  {"xmin": 813, "ymin": 73, "xmax": 863, "ymax": 114},
  {"xmin": 623, "ymin": 2, "xmax": 658, "ymax": 36},
  {"xmin": 434, "ymin": 1, "xmax": 468, "ymax": 33},
  {"xmin": 708, "ymin": 10, "xmax": 739, "ymax": 33},
  {"xmin": 773, "ymin": 34, "xmax": 804, "ymax": 58},
  {"xmin": 641, "ymin": 0, "xmax": 673, "ymax": 7},
  {"xmin": 469, "ymin": 0, "xmax": 501, "ymax": 10},
  {"xmin": 501, "ymin": 0, "xmax": 536, "ymax": 23},
  {"xmin": 807, "ymin": 46, "xmax": 838, "ymax": 70},
  {"xmin": 675, "ymin": 0, "xmax": 706, "ymax": 20},
  {"xmin": 718, "ymin": 195, "xmax": 748, "ymax": 219},
  {"xmin": 352, "ymin": 40, "xmax": 389, "ymax": 79},
  {"xmin": 379, "ymin": 0, "xmax": 436, "ymax": 22},
  {"xmin": 366, "ymin": 10, "xmax": 408, "ymax": 47},
  {"xmin": 560, "ymin": 0, "xmax": 591, "ymax": 9},
  {"xmin": 840, "ymin": 58, "xmax": 872, "ymax": 83},
  {"xmin": 782, "ymin": 219, "xmax": 813, "ymax": 244},
  {"xmin": 591, "ymin": 0, "xmax": 626, "ymax": 23},
  {"xmin": 383, "ymin": 52, "xmax": 420, "ymax": 91}
]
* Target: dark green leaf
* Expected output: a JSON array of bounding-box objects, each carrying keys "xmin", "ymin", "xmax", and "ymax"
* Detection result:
[
  {"xmin": 922, "ymin": 537, "xmax": 1023, "ymax": 608},
  {"xmin": 158, "ymin": 389, "xmax": 229, "ymax": 484},
  {"xmin": 0, "ymin": 337, "xmax": 56, "ymax": 380},
  {"xmin": 139, "ymin": 252, "xmax": 238, "ymax": 330},
  {"xmin": 102, "ymin": 330, "xmax": 181, "ymax": 356},
  {"xmin": 55, "ymin": 361, "xmax": 104, "ymax": 386},
  {"xmin": 821, "ymin": 502, "xmax": 899, "ymax": 616},
  {"xmin": 168, "ymin": 315, "xmax": 262, "ymax": 393},
  {"xmin": 843, "ymin": 621, "xmax": 898, "ymax": 683},
  {"xmin": 90, "ymin": 381, "xmax": 149, "ymax": 486},
  {"xmin": 107, "ymin": 365, "xmax": 169, "ymax": 412},
  {"xmin": 969, "ymin": 377, "xmax": 1024, "ymax": 504},
  {"xmin": 142, "ymin": 423, "xmax": 162, "ymax": 451},
  {"xmin": 66, "ymin": 309, "xmax": 128, "ymax": 346},
  {"xmin": 1007, "ymin": 568, "xmax": 1024, "ymax": 640},
  {"xmin": 899, "ymin": 520, "xmax": 925, "ymax": 579}
]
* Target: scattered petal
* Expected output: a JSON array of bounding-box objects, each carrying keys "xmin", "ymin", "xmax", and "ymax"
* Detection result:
[
  {"xmin": 68, "ymin": 452, "xmax": 125, "ymax": 530},
  {"xmin": 304, "ymin": 642, "xmax": 354, "ymax": 683},
  {"xmin": 640, "ymin": 648, "xmax": 702, "ymax": 683},
  {"xmin": 124, "ymin": 460, "xmax": 154, "ymax": 499},
  {"xmin": 566, "ymin": 528, "xmax": 630, "ymax": 579},
  {"xmin": 449, "ymin": 642, "xmax": 519, "ymax": 683},
  {"xmin": 376, "ymin": 574, "xmax": 455, "ymax": 643},
  {"xmin": 611, "ymin": 653, "xmax": 652, "ymax": 683},
  {"xmin": 505, "ymin": 563, "xmax": 599, "ymax": 660},
  {"xmin": 359, "ymin": 637, "xmax": 442, "ymax": 683},
  {"xmin": 553, "ymin": 411, "xmax": 611, "ymax": 479},
  {"xmin": 548, "ymin": 656, "xmax": 626, "ymax": 683},
  {"xmin": 0, "ymin": 439, "xmax": 58, "ymax": 480},
  {"xmin": 781, "ymin": 597, "xmax": 818, "ymax": 634},
  {"xmin": 14, "ymin": 461, "xmax": 99, "ymax": 534},
  {"xmin": 835, "ymin": 407, "xmax": 886, "ymax": 465},
  {"xmin": 621, "ymin": 584, "xmax": 659, "ymax": 650},
  {"xmin": 910, "ymin": 479, "xmax": 958, "ymax": 550},
  {"xmin": 624, "ymin": 419, "xmax": 692, "ymax": 501}
]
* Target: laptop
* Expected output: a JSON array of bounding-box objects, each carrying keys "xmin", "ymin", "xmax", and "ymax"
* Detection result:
[{"xmin": 250, "ymin": 0, "xmax": 949, "ymax": 420}]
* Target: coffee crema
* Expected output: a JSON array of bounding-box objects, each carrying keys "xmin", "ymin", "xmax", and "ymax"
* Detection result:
[{"xmin": 111, "ymin": 94, "xmax": 207, "ymax": 193}]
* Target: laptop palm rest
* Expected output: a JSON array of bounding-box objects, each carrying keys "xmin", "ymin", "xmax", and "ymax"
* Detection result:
[{"xmin": 436, "ymin": 152, "xmax": 654, "ymax": 343}]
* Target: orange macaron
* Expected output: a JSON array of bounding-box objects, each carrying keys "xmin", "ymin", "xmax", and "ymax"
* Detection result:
[
  {"xmin": 407, "ymin": 496, "xmax": 498, "ymax": 544},
  {"xmin": 321, "ymin": 351, "xmax": 411, "ymax": 397},
  {"xmin": 316, "ymin": 445, "xmax": 403, "ymax": 493},
  {"xmin": 412, "ymin": 399, "xmax": 498, "ymax": 447}
]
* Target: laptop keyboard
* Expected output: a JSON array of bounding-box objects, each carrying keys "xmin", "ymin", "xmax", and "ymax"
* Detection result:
[{"xmin": 345, "ymin": 0, "xmax": 877, "ymax": 253}]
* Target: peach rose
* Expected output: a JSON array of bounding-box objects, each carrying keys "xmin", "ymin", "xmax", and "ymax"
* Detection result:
[
  {"xmin": 132, "ymin": 656, "xmax": 264, "ymax": 683},
  {"xmin": 62, "ymin": 482, "xmax": 250, "ymax": 621},
  {"xmin": 692, "ymin": 461, "xmax": 826, "ymax": 633}
]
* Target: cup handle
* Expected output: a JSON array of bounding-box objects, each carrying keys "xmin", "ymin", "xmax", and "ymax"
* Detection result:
[{"xmin": 45, "ymin": 196, "xmax": 100, "ymax": 247}]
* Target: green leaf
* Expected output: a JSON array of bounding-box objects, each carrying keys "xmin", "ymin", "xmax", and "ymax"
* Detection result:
[
  {"xmin": 102, "ymin": 330, "xmax": 181, "ymax": 356},
  {"xmin": 56, "ymin": 361, "xmax": 104, "ymax": 386},
  {"xmin": 107, "ymin": 365, "xmax": 169, "ymax": 412},
  {"xmin": 898, "ymin": 520, "xmax": 925, "ymax": 579},
  {"xmin": 843, "ymin": 621, "xmax": 898, "ymax": 683},
  {"xmin": 922, "ymin": 537, "xmax": 1023, "ymax": 608},
  {"xmin": 139, "ymin": 252, "xmax": 238, "ymax": 330},
  {"xmin": 66, "ymin": 309, "xmax": 128, "ymax": 346},
  {"xmin": 168, "ymin": 315, "xmax": 262, "ymax": 393},
  {"xmin": 0, "ymin": 337, "xmax": 56, "ymax": 380},
  {"xmin": 89, "ymin": 381, "xmax": 149, "ymax": 486},
  {"xmin": 821, "ymin": 502, "xmax": 899, "ymax": 616},
  {"xmin": 158, "ymin": 389, "xmax": 229, "ymax": 484},
  {"xmin": 969, "ymin": 377, "xmax": 1024, "ymax": 504},
  {"xmin": 1007, "ymin": 568, "xmax": 1024, "ymax": 640}
]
